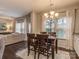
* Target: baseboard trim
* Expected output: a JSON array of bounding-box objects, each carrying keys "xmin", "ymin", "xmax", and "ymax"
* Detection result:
[
  {"xmin": 6, "ymin": 41, "xmax": 26, "ymax": 46},
  {"xmin": 6, "ymin": 42, "xmax": 73, "ymax": 52},
  {"xmin": 58, "ymin": 47, "xmax": 74, "ymax": 52}
]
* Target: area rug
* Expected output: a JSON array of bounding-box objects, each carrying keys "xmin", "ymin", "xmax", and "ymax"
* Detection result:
[{"xmin": 16, "ymin": 48, "xmax": 70, "ymax": 59}]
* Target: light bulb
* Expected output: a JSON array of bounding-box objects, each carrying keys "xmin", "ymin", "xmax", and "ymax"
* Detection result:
[
  {"xmin": 50, "ymin": 11, "xmax": 55, "ymax": 15},
  {"xmin": 44, "ymin": 13, "xmax": 48, "ymax": 18},
  {"xmin": 55, "ymin": 13, "xmax": 59, "ymax": 17}
]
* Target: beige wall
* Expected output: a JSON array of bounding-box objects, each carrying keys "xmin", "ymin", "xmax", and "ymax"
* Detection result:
[
  {"xmin": 75, "ymin": 9, "xmax": 79, "ymax": 33},
  {"xmin": 31, "ymin": 11, "xmax": 42, "ymax": 33},
  {"xmin": 31, "ymin": 11, "xmax": 37, "ymax": 33}
]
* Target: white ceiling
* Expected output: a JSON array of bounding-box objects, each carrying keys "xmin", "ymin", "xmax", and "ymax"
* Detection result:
[{"xmin": 0, "ymin": 0, "xmax": 78, "ymax": 18}]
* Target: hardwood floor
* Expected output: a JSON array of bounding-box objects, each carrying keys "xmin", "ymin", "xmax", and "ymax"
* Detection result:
[
  {"xmin": 3, "ymin": 41, "xmax": 27, "ymax": 59},
  {"xmin": 2, "ymin": 41, "xmax": 77, "ymax": 59}
]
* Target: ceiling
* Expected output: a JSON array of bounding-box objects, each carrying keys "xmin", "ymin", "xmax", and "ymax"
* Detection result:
[{"xmin": 0, "ymin": 0, "xmax": 78, "ymax": 18}]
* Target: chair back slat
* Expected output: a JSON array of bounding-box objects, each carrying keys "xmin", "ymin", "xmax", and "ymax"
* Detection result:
[
  {"xmin": 48, "ymin": 32, "xmax": 56, "ymax": 37},
  {"xmin": 36, "ymin": 34, "xmax": 49, "ymax": 48},
  {"xmin": 27, "ymin": 33, "xmax": 35, "ymax": 39},
  {"xmin": 40, "ymin": 32, "xmax": 47, "ymax": 34},
  {"xmin": 27, "ymin": 33, "xmax": 36, "ymax": 45}
]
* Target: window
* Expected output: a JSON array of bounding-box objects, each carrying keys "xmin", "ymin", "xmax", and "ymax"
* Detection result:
[
  {"xmin": 56, "ymin": 17, "xmax": 67, "ymax": 38},
  {"xmin": 45, "ymin": 19, "xmax": 55, "ymax": 32},
  {"xmin": 15, "ymin": 23, "xmax": 21, "ymax": 33},
  {"xmin": 44, "ymin": 17, "xmax": 70, "ymax": 39},
  {"xmin": 15, "ymin": 21, "xmax": 25, "ymax": 33}
]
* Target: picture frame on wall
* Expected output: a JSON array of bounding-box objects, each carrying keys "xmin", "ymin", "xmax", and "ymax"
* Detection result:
[{"xmin": 0, "ymin": 23, "xmax": 7, "ymax": 31}]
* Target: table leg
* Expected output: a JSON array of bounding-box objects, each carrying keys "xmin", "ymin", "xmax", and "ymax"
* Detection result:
[
  {"xmin": 52, "ymin": 46, "xmax": 54, "ymax": 59},
  {"xmin": 56, "ymin": 40, "xmax": 58, "ymax": 54}
]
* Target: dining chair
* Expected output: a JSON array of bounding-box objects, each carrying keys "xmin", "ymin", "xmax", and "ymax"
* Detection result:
[
  {"xmin": 48, "ymin": 32, "xmax": 57, "ymax": 53},
  {"xmin": 40, "ymin": 32, "xmax": 47, "ymax": 34},
  {"xmin": 27, "ymin": 33, "xmax": 37, "ymax": 59},
  {"xmin": 48, "ymin": 32, "xmax": 56, "ymax": 37},
  {"xmin": 36, "ymin": 34, "xmax": 55, "ymax": 59}
]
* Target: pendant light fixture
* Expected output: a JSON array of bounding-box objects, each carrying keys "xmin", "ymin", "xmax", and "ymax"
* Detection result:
[{"xmin": 44, "ymin": 0, "xmax": 59, "ymax": 19}]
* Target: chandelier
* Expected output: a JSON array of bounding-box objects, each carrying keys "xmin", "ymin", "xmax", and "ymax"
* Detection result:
[{"xmin": 44, "ymin": 0, "xmax": 59, "ymax": 19}]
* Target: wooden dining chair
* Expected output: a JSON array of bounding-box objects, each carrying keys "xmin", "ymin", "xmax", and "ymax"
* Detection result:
[
  {"xmin": 40, "ymin": 32, "xmax": 47, "ymax": 34},
  {"xmin": 48, "ymin": 32, "xmax": 56, "ymax": 37},
  {"xmin": 36, "ymin": 34, "xmax": 55, "ymax": 59},
  {"xmin": 27, "ymin": 33, "xmax": 37, "ymax": 59},
  {"xmin": 48, "ymin": 32, "xmax": 57, "ymax": 53}
]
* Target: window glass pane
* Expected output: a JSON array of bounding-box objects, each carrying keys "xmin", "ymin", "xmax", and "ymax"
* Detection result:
[
  {"xmin": 21, "ymin": 22, "xmax": 25, "ymax": 33},
  {"xmin": 44, "ymin": 17, "xmax": 68, "ymax": 39},
  {"xmin": 57, "ymin": 17, "xmax": 67, "ymax": 38},
  {"xmin": 45, "ymin": 19, "xmax": 55, "ymax": 32},
  {"xmin": 15, "ymin": 23, "xmax": 21, "ymax": 33},
  {"xmin": 15, "ymin": 22, "xmax": 25, "ymax": 33}
]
